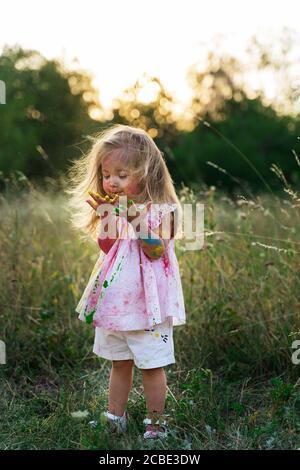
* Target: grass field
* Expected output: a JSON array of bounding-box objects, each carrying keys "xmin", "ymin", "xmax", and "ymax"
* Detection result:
[{"xmin": 1, "ymin": 172, "xmax": 300, "ymax": 450}]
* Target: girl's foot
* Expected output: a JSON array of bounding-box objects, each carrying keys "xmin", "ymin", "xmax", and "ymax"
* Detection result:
[
  {"xmin": 143, "ymin": 417, "xmax": 168, "ymax": 439},
  {"xmin": 89, "ymin": 410, "xmax": 127, "ymax": 434}
]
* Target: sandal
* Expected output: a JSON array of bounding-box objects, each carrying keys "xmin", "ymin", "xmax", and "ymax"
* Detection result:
[
  {"xmin": 143, "ymin": 417, "xmax": 168, "ymax": 440},
  {"xmin": 89, "ymin": 410, "xmax": 127, "ymax": 434}
]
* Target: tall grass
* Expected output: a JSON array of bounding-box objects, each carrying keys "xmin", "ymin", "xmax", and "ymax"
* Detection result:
[{"xmin": 1, "ymin": 168, "xmax": 300, "ymax": 449}]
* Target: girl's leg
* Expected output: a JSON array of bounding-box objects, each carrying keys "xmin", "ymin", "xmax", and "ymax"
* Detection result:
[
  {"xmin": 141, "ymin": 366, "xmax": 167, "ymax": 430},
  {"xmin": 108, "ymin": 359, "xmax": 134, "ymax": 416}
]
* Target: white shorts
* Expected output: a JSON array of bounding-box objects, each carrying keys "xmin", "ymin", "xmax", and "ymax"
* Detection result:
[{"xmin": 93, "ymin": 317, "xmax": 175, "ymax": 369}]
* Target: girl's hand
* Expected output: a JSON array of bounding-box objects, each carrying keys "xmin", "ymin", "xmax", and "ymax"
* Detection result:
[
  {"xmin": 86, "ymin": 191, "xmax": 119, "ymax": 214},
  {"xmin": 126, "ymin": 201, "xmax": 151, "ymax": 223},
  {"xmin": 86, "ymin": 191, "xmax": 120, "ymax": 254},
  {"xmin": 127, "ymin": 201, "xmax": 152, "ymax": 235}
]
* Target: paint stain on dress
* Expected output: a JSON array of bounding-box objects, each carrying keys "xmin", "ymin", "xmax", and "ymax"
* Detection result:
[{"xmin": 162, "ymin": 254, "xmax": 171, "ymax": 276}]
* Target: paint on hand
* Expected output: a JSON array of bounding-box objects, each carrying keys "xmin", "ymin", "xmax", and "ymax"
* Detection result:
[{"xmin": 141, "ymin": 237, "xmax": 162, "ymax": 246}]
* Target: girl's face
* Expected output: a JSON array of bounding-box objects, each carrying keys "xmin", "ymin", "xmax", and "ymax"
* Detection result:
[{"xmin": 101, "ymin": 151, "xmax": 141, "ymax": 201}]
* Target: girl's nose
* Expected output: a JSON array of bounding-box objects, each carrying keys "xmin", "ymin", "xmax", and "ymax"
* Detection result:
[
  {"xmin": 110, "ymin": 176, "xmax": 119, "ymax": 186},
  {"xmin": 110, "ymin": 180, "xmax": 119, "ymax": 189}
]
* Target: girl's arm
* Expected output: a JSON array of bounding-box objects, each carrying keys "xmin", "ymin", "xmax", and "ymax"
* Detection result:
[
  {"xmin": 97, "ymin": 213, "xmax": 119, "ymax": 254},
  {"xmin": 86, "ymin": 191, "xmax": 120, "ymax": 255},
  {"xmin": 133, "ymin": 211, "xmax": 174, "ymax": 260}
]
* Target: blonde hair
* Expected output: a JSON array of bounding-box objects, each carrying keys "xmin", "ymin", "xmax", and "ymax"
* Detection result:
[{"xmin": 65, "ymin": 123, "xmax": 182, "ymax": 242}]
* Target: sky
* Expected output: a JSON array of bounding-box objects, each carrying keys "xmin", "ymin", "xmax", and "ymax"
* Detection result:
[{"xmin": 0, "ymin": 0, "xmax": 299, "ymax": 114}]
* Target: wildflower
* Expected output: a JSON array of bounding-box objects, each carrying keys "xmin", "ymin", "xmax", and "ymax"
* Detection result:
[{"xmin": 70, "ymin": 410, "xmax": 90, "ymax": 420}]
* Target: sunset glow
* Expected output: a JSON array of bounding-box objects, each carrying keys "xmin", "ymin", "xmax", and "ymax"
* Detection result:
[{"xmin": 0, "ymin": 0, "xmax": 299, "ymax": 119}]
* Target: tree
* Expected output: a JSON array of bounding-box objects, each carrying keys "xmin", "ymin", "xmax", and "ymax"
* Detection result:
[{"xmin": 0, "ymin": 45, "xmax": 100, "ymax": 179}]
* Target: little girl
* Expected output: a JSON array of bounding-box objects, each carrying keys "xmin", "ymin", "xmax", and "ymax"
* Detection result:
[{"xmin": 67, "ymin": 124, "xmax": 186, "ymax": 440}]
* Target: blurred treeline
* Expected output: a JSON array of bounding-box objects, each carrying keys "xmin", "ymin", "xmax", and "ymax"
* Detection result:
[{"xmin": 0, "ymin": 32, "xmax": 300, "ymax": 195}]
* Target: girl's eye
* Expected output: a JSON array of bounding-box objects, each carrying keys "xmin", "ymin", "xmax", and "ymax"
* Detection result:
[{"xmin": 102, "ymin": 174, "xmax": 127, "ymax": 180}]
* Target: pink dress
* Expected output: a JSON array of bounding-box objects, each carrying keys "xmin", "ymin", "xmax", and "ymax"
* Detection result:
[{"xmin": 75, "ymin": 202, "xmax": 186, "ymax": 331}]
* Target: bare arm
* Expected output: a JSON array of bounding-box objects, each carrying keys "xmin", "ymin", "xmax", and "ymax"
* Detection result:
[
  {"xmin": 86, "ymin": 191, "xmax": 120, "ymax": 255},
  {"xmin": 97, "ymin": 213, "xmax": 119, "ymax": 254},
  {"xmin": 132, "ymin": 211, "xmax": 174, "ymax": 260}
]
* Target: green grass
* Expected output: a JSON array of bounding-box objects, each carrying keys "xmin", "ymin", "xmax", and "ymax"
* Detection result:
[{"xmin": 1, "ymin": 172, "xmax": 300, "ymax": 449}]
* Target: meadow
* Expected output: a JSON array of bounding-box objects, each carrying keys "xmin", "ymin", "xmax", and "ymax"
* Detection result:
[{"xmin": 1, "ymin": 170, "xmax": 300, "ymax": 450}]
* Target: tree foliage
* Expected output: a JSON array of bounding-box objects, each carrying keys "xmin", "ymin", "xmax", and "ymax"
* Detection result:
[
  {"xmin": 1, "ymin": 40, "xmax": 299, "ymax": 194},
  {"xmin": 0, "ymin": 45, "xmax": 99, "ymax": 179}
]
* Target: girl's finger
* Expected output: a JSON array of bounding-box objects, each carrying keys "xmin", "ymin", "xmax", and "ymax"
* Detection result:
[
  {"xmin": 88, "ymin": 191, "xmax": 106, "ymax": 204},
  {"xmin": 88, "ymin": 191, "xmax": 119, "ymax": 205},
  {"xmin": 86, "ymin": 199, "xmax": 98, "ymax": 211}
]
